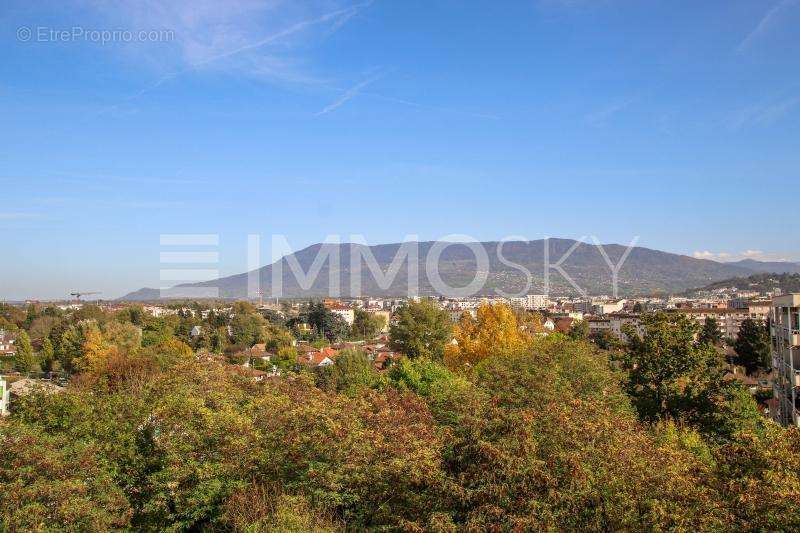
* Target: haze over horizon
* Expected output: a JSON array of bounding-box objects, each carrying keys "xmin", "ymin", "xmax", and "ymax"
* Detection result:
[{"xmin": 2, "ymin": 0, "xmax": 799, "ymax": 300}]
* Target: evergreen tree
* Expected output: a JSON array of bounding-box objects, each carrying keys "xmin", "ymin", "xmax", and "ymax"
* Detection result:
[
  {"xmin": 13, "ymin": 330, "xmax": 35, "ymax": 373},
  {"xmin": 39, "ymin": 337, "xmax": 55, "ymax": 372},
  {"xmin": 698, "ymin": 317, "xmax": 723, "ymax": 346},
  {"xmin": 733, "ymin": 319, "xmax": 771, "ymax": 375},
  {"xmin": 302, "ymin": 302, "xmax": 350, "ymax": 343}
]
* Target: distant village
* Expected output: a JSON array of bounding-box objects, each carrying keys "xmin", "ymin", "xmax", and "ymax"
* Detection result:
[{"xmin": 1, "ymin": 283, "xmax": 796, "ymax": 423}]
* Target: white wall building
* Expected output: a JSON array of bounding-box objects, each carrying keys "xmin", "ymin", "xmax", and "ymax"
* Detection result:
[
  {"xmin": 592, "ymin": 300, "xmax": 626, "ymax": 315},
  {"xmin": 673, "ymin": 305, "xmax": 769, "ymax": 340},
  {"xmin": 0, "ymin": 377, "xmax": 8, "ymax": 416},
  {"xmin": 330, "ymin": 307, "xmax": 355, "ymax": 325},
  {"xmin": 525, "ymin": 294, "xmax": 548, "ymax": 310}
]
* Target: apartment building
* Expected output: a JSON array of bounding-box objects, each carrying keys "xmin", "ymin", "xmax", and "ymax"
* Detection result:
[
  {"xmin": 329, "ymin": 306, "xmax": 355, "ymax": 326},
  {"xmin": 672, "ymin": 305, "xmax": 769, "ymax": 340},
  {"xmin": 525, "ymin": 294, "xmax": 548, "ymax": 310},
  {"xmin": 587, "ymin": 314, "xmax": 643, "ymax": 342},
  {"xmin": 771, "ymin": 294, "xmax": 800, "ymax": 426},
  {"xmin": 593, "ymin": 299, "xmax": 626, "ymax": 315}
]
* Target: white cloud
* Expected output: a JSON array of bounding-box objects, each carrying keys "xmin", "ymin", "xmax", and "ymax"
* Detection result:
[
  {"xmin": 738, "ymin": 0, "xmax": 799, "ymax": 52},
  {"xmin": 741, "ymin": 249, "xmax": 765, "ymax": 258},
  {"xmin": 316, "ymin": 72, "xmax": 382, "ymax": 115},
  {"xmin": 85, "ymin": 0, "xmax": 371, "ymax": 83},
  {"xmin": 730, "ymin": 95, "xmax": 800, "ymax": 130},
  {"xmin": 692, "ymin": 249, "xmax": 792, "ymax": 262}
]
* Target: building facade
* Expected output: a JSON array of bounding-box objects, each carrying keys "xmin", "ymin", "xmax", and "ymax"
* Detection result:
[
  {"xmin": 525, "ymin": 294, "xmax": 549, "ymax": 310},
  {"xmin": 673, "ymin": 305, "xmax": 769, "ymax": 340},
  {"xmin": 771, "ymin": 294, "xmax": 800, "ymax": 426}
]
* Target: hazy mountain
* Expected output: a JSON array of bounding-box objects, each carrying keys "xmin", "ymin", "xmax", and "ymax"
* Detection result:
[
  {"xmin": 726, "ymin": 259, "xmax": 800, "ymax": 274},
  {"xmin": 121, "ymin": 238, "xmax": 759, "ymax": 300},
  {"xmin": 688, "ymin": 272, "xmax": 800, "ymax": 295}
]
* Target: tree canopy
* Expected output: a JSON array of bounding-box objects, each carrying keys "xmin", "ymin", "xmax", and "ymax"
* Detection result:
[
  {"xmin": 388, "ymin": 299, "xmax": 452, "ymax": 360},
  {"xmin": 734, "ymin": 318, "xmax": 771, "ymax": 375},
  {"xmin": 2, "ymin": 304, "xmax": 799, "ymax": 530}
]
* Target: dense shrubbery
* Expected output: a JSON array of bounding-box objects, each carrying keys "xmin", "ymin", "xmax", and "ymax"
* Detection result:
[{"xmin": 2, "ymin": 304, "xmax": 800, "ymax": 530}]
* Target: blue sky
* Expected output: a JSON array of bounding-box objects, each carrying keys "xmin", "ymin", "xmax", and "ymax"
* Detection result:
[{"xmin": 1, "ymin": 0, "xmax": 799, "ymax": 300}]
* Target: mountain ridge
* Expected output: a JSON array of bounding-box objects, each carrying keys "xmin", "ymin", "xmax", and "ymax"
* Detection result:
[
  {"xmin": 120, "ymin": 238, "xmax": 788, "ymax": 300},
  {"xmin": 724, "ymin": 258, "xmax": 800, "ymax": 275}
]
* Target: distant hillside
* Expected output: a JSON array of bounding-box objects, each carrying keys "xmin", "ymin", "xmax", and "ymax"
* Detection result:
[
  {"xmin": 726, "ymin": 259, "xmax": 800, "ymax": 274},
  {"xmin": 689, "ymin": 272, "xmax": 800, "ymax": 295},
  {"xmin": 121, "ymin": 238, "xmax": 759, "ymax": 300}
]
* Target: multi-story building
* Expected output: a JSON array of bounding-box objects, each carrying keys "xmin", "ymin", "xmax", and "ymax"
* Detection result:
[
  {"xmin": 329, "ymin": 306, "xmax": 355, "ymax": 326},
  {"xmin": 609, "ymin": 314, "xmax": 644, "ymax": 341},
  {"xmin": 771, "ymin": 294, "xmax": 800, "ymax": 426},
  {"xmin": 525, "ymin": 294, "xmax": 548, "ymax": 310},
  {"xmin": 671, "ymin": 305, "xmax": 769, "ymax": 340},
  {"xmin": 587, "ymin": 314, "xmax": 643, "ymax": 342},
  {"xmin": 593, "ymin": 299, "xmax": 626, "ymax": 315}
]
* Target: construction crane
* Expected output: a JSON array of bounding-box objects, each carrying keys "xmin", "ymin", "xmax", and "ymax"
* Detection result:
[{"xmin": 69, "ymin": 291, "xmax": 101, "ymax": 302}]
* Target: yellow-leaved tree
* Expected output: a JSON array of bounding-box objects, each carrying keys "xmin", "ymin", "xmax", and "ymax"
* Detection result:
[
  {"xmin": 77, "ymin": 327, "xmax": 119, "ymax": 374},
  {"xmin": 445, "ymin": 303, "xmax": 530, "ymax": 369}
]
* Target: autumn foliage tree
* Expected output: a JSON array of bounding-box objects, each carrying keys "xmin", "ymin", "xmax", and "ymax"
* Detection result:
[
  {"xmin": 445, "ymin": 303, "xmax": 529, "ymax": 368},
  {"xmin": 3, "ymin": 305, "xmax": 800, "ymax": 530}
]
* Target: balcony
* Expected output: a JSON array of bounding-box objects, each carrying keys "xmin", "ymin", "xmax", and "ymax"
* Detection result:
[{"xmin": 775, "ymin": 324, "xmax": 800, "ymax": 347}]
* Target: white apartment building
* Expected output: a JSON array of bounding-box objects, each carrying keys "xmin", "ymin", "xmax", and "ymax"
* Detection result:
[
  {"xmin": 771, "ymin": 294, "xmax": 800, "ymax": 426},
  {"xmin": 588, "ymin": 314, "xmax": 643, "ymax": 342},
  {"xmin": 525, "ymin": 294, "xmax": 548, "ymax": 310},
  {"xmin": 673, "ymin": 305, "xmax": 769, "ymax": 340},
  {"xmin": 587, "ymin": 317, "xmax": 612, "ymax": 337},
  {"xmin": 330, "ymin": 307, "xmax": 355, "ymax": 326},
  {"xmin": 593, "ymin": 299, "xmax": 626, "ymax": 315},
  {"xmin": 609, "ymin": 314, "xmax": 644, "ymax": 341}
]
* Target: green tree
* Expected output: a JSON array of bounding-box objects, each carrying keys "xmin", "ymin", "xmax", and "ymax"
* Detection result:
[
  {"xmin": 58, "ymin": 320, "xmax": 101, "ymax": 372},
  {"xmin": 733, "ymin": 319, "xmax": 771, "ymax": 375},
  {"xmin": 13, "ymin": 330, "xmax": 35, "ymax": 373},
  {"xmin": 351, "ymin": 308, "xmax": 385, "ymax": 339},
  {"xmin": 698, "ymin": 317, "xmax": 723, "ymax": 347},
  {"xmin": 315, "ymin": 349, "xmax": 383, "ymax": 394},
  {"xmin": 102, "ymin": 321, "xmax": 142, "ymax": 355},
  {"xmin": 230, "ymin": 312, "xmax": 266, "ymax": 347},
  {"xmin": 39, "ymin": 337, "xmax": 55, "ymax": 372},
  {"xmin": 567, "ymin": 319, "xmax": 589, "ymax": 340},
  {"xmin": 622, "ymin": 313, "xmax": 721, "ymax": 422},
  {"xmin": 263, "ymin": 323, "xmax": 295, "ymax": 352},
  {"xmin": 0, "ymin": 426, "xmax": 131, "ymax": 530},
  {"xmin": 274, "ymin": 346, "xmax": 298, "ymax": 371},
  {"xmin": 302, "ymin": 302, "xmax": 350, "ymax": 342},
  {"xmin": 389, "ymin": 299, "xmax": 452, "ymax": 360},
  {"xmin": 210, "ymin": 326, "xmax": 230, "ymax": 353}
]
